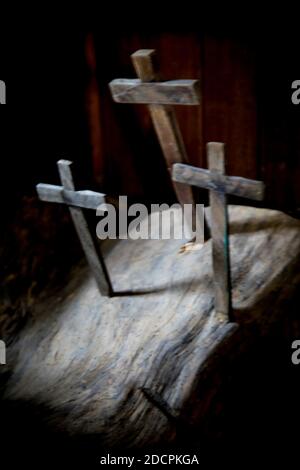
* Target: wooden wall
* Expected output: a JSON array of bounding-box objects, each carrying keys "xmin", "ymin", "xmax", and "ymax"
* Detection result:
[
  {"xmin": 87, "ymin": 30, "xmax": 300, "ymax": 211},
  {"xmin": 1, "ymin": 28, "xmax": 299, "ymax": 340}
]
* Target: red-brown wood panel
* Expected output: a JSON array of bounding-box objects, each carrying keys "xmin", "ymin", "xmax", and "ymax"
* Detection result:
[
  {"xmin": 87, "ymin": 31, "xmax": 300, "ymax": 210},
  {"xmin": 202, "ymin": 35, "xmax": 258, "ymax": 180}
]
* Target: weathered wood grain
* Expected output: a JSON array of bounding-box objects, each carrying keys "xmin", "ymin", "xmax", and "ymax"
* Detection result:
[
  {"xmin": 131, "ymin": 49, "xmax": 157, "ymax": 82},
  {"xmin": 173, "ymin": 163, "xmax": 265, "ymax": 200},
  {"xmin": 173, "ymin": 143, "xmax": 265, "ymax": 319},
  {"xmin": 2, "ymin": 206, "xmax": 300, "ymax": 449},
  {"xmin": 57, "ymin": 160, "xmax": 113, "ymax": 297},
  {"xmin": 36, "ymin": 184, "xmax": 105, "ymax": 210},
  {"xmin": 109, "ymin": 79, "xmax": 201, "ymax": 106},
  {"xmin": 129, "ymin": 49, "xmax": 202, "ymax": 239},
  {"xmin": 207, "ymin": 143, "xmax": 231, "ymax": 319}
]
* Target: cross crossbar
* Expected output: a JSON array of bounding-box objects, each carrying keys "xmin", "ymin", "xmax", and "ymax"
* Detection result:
[
  {"xmin": 36, "ymin": 160, "xmax": 113, "ymax": 297},
  {"xmin": 109, "ymin": 49, "xmax": 207, "ymax": 241},
  {"xmin": 36, "ymin": 184, "xmax": 105, "ymax": 209},
  {"xmin": 109, "ymin": 78, "xmax": 201, "ymax": 105},
  {"xmin": 172, "ymin": 142, "xmax": 265, "ymax": 320},
  {"xmin": 173, "ymin": 163, "xmax": 265, "ymax": 201}
]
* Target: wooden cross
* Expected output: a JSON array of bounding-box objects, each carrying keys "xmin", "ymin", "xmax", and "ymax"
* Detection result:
[
  {"xmin": 109, "ymin": 49, "xmax": 206, "ymax": 240},
  {"xmin": 36, "ymin": 160, "xmax": 113, "ymax": 297},
  {"xmin": 172, "ymin": 142, "xmax": 265, "ymax": 321}
]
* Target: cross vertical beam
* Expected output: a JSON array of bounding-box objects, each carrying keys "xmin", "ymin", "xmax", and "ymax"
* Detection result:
[
  {"xmin": 131, "ymin": 50, "xmax": 198, "ymax": 229},
  {"xmin": 110, "ymin": 49, "xmax": 206, "ymax": 240},
  {"xmin": 207, "ymin": 143, "xmax": 231, "ymax": 319},
  {"xmin": 37, "ymin": 160, "xmax": 113, "ymax": 297},
  {"xmin": 172, "ymin": 142, "xmax": 265, "ymax": 321}
]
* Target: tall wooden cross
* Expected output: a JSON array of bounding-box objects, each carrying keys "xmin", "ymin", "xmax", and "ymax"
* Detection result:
[
  {"xmin": 109, "ymin": 49, "xmax": 206, "ymax": 241},
  {"xmin": 172, "ymin": 142, "xmax": 265, "ymax": 321},
  {"xmin": 36, "ymin": 160, "xmax": 113, "ymax": 297}
]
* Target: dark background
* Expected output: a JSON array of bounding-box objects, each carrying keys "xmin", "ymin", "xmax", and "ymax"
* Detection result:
[
  {"xmin": 0, "ymin": 17, "xmax": 300, "ymax": 463},
  {"xmin": 1, "ymin": 25, "xmax": 300, "ymax": 206},
  {"xmin": 1, "ymin": 25, "xmax": 300, "ymax": 340}
]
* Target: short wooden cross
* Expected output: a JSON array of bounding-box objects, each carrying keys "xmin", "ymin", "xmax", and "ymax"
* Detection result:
[
  {"xmin": 109, "ymin": 49, "xmax": 206, "ymax": 240},
  {"xmin": 172, "ymin": 142, "xmax": 265, "ymax": 321},
  {"xmin": 36, "ymin": 160, "xmax": 113, "ymax": 296}
]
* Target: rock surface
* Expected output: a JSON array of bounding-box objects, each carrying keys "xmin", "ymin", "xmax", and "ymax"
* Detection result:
[{"xmin": 2, "ymin": 205, "xmax": 300, "ymax": 448}]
